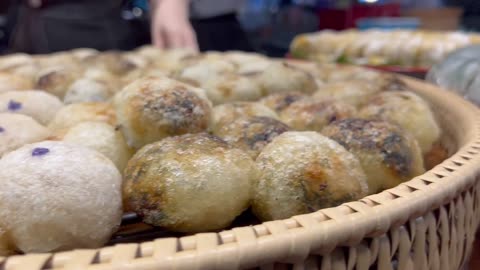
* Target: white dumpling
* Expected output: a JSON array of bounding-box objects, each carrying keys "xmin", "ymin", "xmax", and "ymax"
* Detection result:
[{"xmin": 0, "ymin": 141, "xmax": 122, "ymax": 254}]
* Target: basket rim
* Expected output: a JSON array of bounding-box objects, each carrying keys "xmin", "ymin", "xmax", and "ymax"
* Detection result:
[{"xmin": 2, "ymin": 72, "xmax": 480, "ymax": 270}]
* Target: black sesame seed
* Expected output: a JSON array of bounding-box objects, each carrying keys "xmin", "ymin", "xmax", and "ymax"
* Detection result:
[
  {"xmin": 32, "ymin": 147, "xmax": 49, "ymax": 157},
  {"xmin": 8, "ymin": 100, "xmax": 22, "ymax": 111}
]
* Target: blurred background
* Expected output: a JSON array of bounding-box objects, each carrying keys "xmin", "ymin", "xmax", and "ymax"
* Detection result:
[{"xmin": 0, "ymin": 0, "xmax": 479, "ymax": 55}]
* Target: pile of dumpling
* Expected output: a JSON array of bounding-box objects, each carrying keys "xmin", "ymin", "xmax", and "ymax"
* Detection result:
[{"xmin": 0, "ymin": 47, "xmax": 442, "ymax": 255}]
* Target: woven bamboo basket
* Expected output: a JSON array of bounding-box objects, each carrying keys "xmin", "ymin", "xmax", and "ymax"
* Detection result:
[{"xmin": 2, "ymin": 73, "xmax": 480, "ymax": 270}]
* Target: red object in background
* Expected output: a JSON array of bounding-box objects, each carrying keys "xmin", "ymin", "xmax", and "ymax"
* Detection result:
[{"xmin": 318, "ymin": 4, "xmax": 401, "ymax": 30}]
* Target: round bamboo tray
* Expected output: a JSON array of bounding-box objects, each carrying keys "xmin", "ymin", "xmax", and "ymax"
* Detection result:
[{"xmin": 2, "ymin": 74, "xmax": 480, "ymax": 270}]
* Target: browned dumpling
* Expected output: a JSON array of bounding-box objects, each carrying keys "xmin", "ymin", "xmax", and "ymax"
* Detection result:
[
  {"xmin": 253, "ymin": 131, "xmax": 368, "ymax": 221},
  {"xmin": 313, "ymin": 80, "xmax": 382, "ymax": 107},
  {"xmin": 359, "ymin": 91, "xmax": 441, "ymax": 154},
  {"xmin": 35, "ymin": 66, "xmax": 80, "ymax": 98},
  {"xmin": 48, "ymin": 102, "xmax": 117, "ymax": 136},
  {"xmin": 69, "ymin": 48, "xmax": 99, "ymax": 61},
  {"xmin": 64, "ymin": 78, "xmax": 112, "ymax": 104},
  {"xmin": 63, "ymin": 121, "xmax": 133, "ymax": 172},
  {"xmin": 256, "ymin": 62, "xmax": 318, "ymax": 95},
  {"xmin": 322, "ymin": 119, "xmax": 425, "ymax": 194},
  {"xmin": 259, "ymin": 91, "xmax": 307, "ymax": 113},
  {"xmin": 86, "ymin": 51, "xmax": 139, "ymax": 76},
  {"xmin": 280, "ymin": 99, "xmax": 356, "ymax": 131},
  {"xmin": 123, "ymin": 133, "xmax": 256, "ymax": 232},
  {"xmin": 201, "ymin": 74, "xmax": 263, "ymax": 105},
  {"xmin": 211, "ymin": 102, "xmax": 279, "ymax": 133},
  {"xmin": 114, "ymin": 76, "xmax": 212, "ymax": 149},
  {"xmin": 213, "ymin": 116, "xmax": 291, "ymax": 158},
  {"xmin": 173, "ymin": 57, "xmax": 236, "ymax": 87},
  {"xmin": 83, "ymin": 68, "xmax": 122, "ymax": 93}
]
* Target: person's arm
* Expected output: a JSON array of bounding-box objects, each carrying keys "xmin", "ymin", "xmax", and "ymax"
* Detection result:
[{"xmin": 149, "ymin": 0, "xmax": 198, "ymax": 50}]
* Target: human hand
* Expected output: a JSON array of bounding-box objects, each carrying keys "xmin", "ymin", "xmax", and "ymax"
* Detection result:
[{"xmin": 150, "ymin": 0, "xmax": 198, "ymax": 51}]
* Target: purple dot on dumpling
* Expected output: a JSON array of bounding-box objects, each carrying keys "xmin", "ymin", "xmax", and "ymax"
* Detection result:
[
  {"xmin": 8, "ymin": 100, "xmax": 22, "ymax": 111},
  {"xmin": 0, "ymin": 126, "xmax": 4, "ymax": 133},
  {"xmin": 32, "ymin": 147, "xmax": 49, "ymax": 157}
]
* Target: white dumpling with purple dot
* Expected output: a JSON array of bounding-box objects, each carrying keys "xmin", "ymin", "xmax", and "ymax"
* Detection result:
[
  {"xmin": 0, "ymin": 141, "xmax": 123, "ymax": 254},
  {"xmin": 0, "ymin": 113, "xmax": 50, "ymax": 157},
  {"xmin": 0, "ymin": 90, "xmax": 63, "ymax": 125}
]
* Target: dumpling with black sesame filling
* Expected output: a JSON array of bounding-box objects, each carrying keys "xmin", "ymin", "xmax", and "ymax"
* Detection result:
[
  {"xmin": 123, "ymin": 133, "xmax": 256, "ymax": 232},
  {"xmin": 213, "ymin": 116, "xmax": 291, "ymax": 159},
  {"xmin": 113, "ymin": 76, "xmax": 212, "ymax": 149},
  {"xmin": 0, "ymin": 90, "xmax": 63, "ymax": 125},
  {"xmin": 322, "ymin": 119, "xmax": 425, "ymax": 194},
  {"xmin": 211, "ymin": 102, "xmax": 279, "ymax": 133},
  {"xmin": 0, "ymin": 141, "xmax": 122, "ymax": 254},
  {"xmin": 253, "ymin": 131, "xmax": 368, "ymax": 221},
  {"xmin": 359, "ymin": 91, "xmax": 441, "ymax": 154},
  {"xmin": 63, "ymin": 121, "xmax": 132, "ymax": 172},
  {"xmin": 280, "ymin": 99, "xmax": 356, "ymax": 131},
  {"xmin": 0, "ymin": 113, "xmax": 50, "ymax": 157}
]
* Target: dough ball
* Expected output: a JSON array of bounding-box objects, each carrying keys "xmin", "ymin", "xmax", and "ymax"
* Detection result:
[
  {"xmin": 253, "ymin": 131, "xmax": 368, "ymax": 221},
  {"xmin": 256, "ymin": 62, "xmax": 317, "ymax": 95},
  {"xmin": 213, "ymin": 116, "xmax": 291, "ymax": 159},
  {"xmin": 202, "ymin": 74, "xmax": 263, "ymax": 105},
  {"xmin": 359, "ymin": 91, "xmax": 441, "ymax": 153},
  {"xmin": 35, "ymin": 67, "xmax": 79, "ymax": 98},
  {"xmin": 322, "ymin": 119, "xmax": 425, "ymax": 194},
  {"xmin": 0, "ymin": 113, "xmax": 50, "ymax": 157},
  {"xmin": 0, "ymin": 72, "xmax": 33, "ymax": 93},
  {"xmin": 48, "ymin": 102, "xmax": 116, "ymax": 135},
  {"xmin": 211, "ymin": 102, "xmax": 279, "ymax": 132},
  {"xmin": 0, "ymin": 90, "xmax": 63, "ymax": 125},
  {"xmin": 123, "ymin": 133, "xmax": 255, "ymax": 232},
  {"xmin": 63, "ymin": 122, "xmax": 132, "ymax": 172},
  {"xmin": 64, "ymin": 78, "xmax": 112, "ymax": 104},
  {"xmin": 114, "ymin": 76, "xmax": 212, "ymax": 149},
  {"xmin": 0, "ymin": 141, "xmax": 122, "ymax": 253},
  {"xmin": 259, "ymin": 91, "xmax": 307, "ymax": 113},
  {"xmin": 280, "ymin": 100, "xmax": 356, "ymax": 131},
  {"xmin": 313, "ymin": 80, "xmax": 382, "ymax": 107}
]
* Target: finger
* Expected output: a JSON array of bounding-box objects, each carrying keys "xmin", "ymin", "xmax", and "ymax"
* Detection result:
[
  {"xmin": 166, "ymin": 30, "xmax": 185, "ymax": 49},
  {"xmin": 152, "ymin": 29, "xmax": 165, "ymax": 49},
  {"xmin": 184, "ymin": 29, "xmax": 199, "ymax": 52}
]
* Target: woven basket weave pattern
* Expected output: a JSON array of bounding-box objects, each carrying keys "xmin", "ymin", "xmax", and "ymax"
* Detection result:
[{"xmin": 1, "ymin": 77, "xmax": 479, "ymax": 270}]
